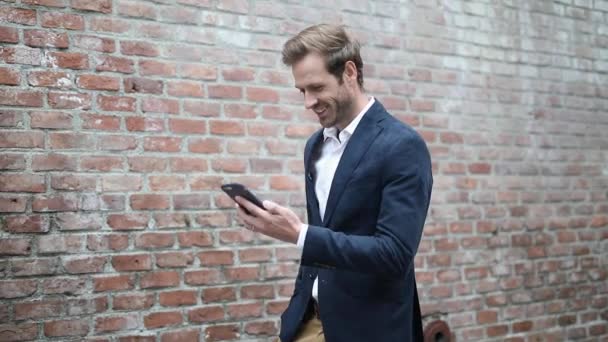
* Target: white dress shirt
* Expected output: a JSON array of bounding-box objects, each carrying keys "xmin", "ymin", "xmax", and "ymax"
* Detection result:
[{"xmin": 296, "ymin": 97, "xmax": 375, "ymax": 301}]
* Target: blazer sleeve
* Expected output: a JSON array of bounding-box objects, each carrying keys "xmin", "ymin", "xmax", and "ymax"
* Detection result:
[{"xmin": 300, "ymin": 134, "xmax": 433, "ymax": 278}]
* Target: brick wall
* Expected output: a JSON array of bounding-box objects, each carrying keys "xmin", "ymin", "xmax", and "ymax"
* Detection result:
[{"xmin": 0, "ymin": 0, "xmax": 607, "ymax": 341}]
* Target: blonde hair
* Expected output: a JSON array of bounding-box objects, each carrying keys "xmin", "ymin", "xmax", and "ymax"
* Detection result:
[{"xmin": 282, "ymin": 24, "xmax": 364, "ymax": 88}]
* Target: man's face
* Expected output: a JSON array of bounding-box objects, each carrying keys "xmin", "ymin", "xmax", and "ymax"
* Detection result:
[{"xmin": 292, "ymin": 53, "xmax": 355, "ymax": 129}]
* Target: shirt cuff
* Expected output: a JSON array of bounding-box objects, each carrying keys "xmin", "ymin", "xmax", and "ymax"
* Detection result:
[{"xmin": 296, "ymin": 223, "xmax": 308, "ymax": 248}]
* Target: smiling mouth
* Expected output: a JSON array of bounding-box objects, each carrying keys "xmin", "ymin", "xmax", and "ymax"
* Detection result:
[{"xmin": 313, "ymin": 106, "xmax": 327, "ymax": 116}]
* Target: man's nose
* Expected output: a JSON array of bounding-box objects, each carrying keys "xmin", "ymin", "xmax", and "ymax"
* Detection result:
[{"xmin": 304, "ymin": 92, "xmax": 318, "ymax": 109}]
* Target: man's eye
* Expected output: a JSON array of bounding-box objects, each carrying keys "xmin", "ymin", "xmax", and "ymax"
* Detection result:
[{"xmin": 299, "ymin": 89, "xmax": 305, "ymax": 94}]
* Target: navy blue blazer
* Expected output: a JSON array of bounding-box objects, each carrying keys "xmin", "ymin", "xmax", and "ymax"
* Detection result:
[{"xmin": 279, "ymin": 100, "xmax": 433, "ymax": 342}]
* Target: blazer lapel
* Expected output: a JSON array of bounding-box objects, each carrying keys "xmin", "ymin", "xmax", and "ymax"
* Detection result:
[
  {"xmin": 304, "ymin": 130, "xmax": 324, "ymax": 225},
  {"xmin": 322, "ymin": 102, "xmax": 386, "ymax": 226}
]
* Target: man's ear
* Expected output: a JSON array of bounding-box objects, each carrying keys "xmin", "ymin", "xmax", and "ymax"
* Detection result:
[{"xmin": 343, "ymin": 60, "xmax": 358, "ymax": 87}]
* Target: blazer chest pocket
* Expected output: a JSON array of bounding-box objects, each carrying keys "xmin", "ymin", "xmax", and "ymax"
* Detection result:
[{"xmin": 334, "ymin": 272, "xmax": 406, "ymax": 303}]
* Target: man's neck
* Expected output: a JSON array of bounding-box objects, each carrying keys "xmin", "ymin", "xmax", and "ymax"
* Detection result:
[{"xmin": 336, "ymin": 93, "xmax": 370, "ymax": 131}]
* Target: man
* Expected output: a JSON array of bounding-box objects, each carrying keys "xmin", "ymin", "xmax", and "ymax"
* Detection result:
[{"xmin": 234, "ymin": 24, "xmax": 433, "ymax": 342}]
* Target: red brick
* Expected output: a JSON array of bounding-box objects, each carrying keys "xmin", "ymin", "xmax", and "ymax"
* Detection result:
[
  {"xmin": 140, "ymin": 271, "xmax": 179, "ymax": 289},
  {"xmin": 98, "ymin": 95, "xmax": 136, "ymax": 112},
  {"xmin": 107, "ymin": 213, "xmax": 149, "ymax": 230},
  {"xmin": 46, "ymin": 51, "xmax": 88, "ymax": 69},
  {"xmin": 41, "ymin": 277, "xmax": 86, "ymax": 295},
  {"xmin": 169, "ymin": 157, "xmax": 208, "ymax": 173},
  {"xmin": 99, "ymin": 135, "xmax": 138, "ymax": 151},
  {"xmin": 126, "ymin": 117, "xmax": 164, "ymax": 132},
  {"xmin": 222, "ymin": 67, "xmax": 255, "ymax": 81},
  {"xmin": 188, "ymin": 138, "xmax": 222, "ymax": 153},
  {"xmin": 25, "ymin": 29, "xmax": 69, "ymax": 48},
  {"xmin": 160, "ymin": 329, "xmax": 200, "ymax": 342},
  {"xmin": 0, "ymin": 279, "xmax": 37, "ymax": 299},
  {"xmin": 139, "ymin": 59, "xmax": 176, "ymax": 76},
  {"xmin": 101, "ymin": 175, "xmax": 142, "ymax": 192},
  {"xmin": 0, "ymin": 7, "xmax": 37, "ymax": 25},
  {"xmin": 89, "ymin": 17, "xmax": 130, "ymax": 33},
  {"xmin": 149, "ymin": 175, "xmax": 186, "ymax": 191},
  {"xmin": 0, "ymin": 46, "xmax": 42, "ymax": 66},
  {"xmin": 0, "ymin": 110, "xmax": 24, "ymax": 127},
  {"xmin": 144, "ymin": 311, "xmax": 182, "ymax": 329},
  {"xmin": 128, "ymin": 156, "xmax": 167, "ymax": 172},
  {"xmin": 118, "ymin": 336, "xmax": 155, "ymax": 342},
  {"xmin": 151, "ymin": 213, "xmax": 187, "ymax": 230},
  {"xmin": 0, "ymin": 174, "xmax": 45, "ymax": 192},
  {"xmin": 0, "ymin": 26, "xmax": 19, "ymax": 43},
  {"xmin": 0, "ymin": 131, "xmax": 44, "ymax": 148},
  {"xmin": 29, "ymin": 111, "xmax": 72, "ymax": 129},
  {"xmin": 11, "ymin": 258, "xmax": 58, "ymax": 276},
  {"xmin": 227, "ymin": 302, "xmax": 263, "ymax": 319},
  {"xmin": 208, "ymin": 85, "xmax": 242, "ymax": 99},
  {"xmin": 81, "ymin": 113, "xmax": 121, "ymax": 131},
  {"xmin": 3, "ymin": 214, "xmax": 49, "ymax": 233},
  {"xmin": 0, "ymin": 89, "xmax": 44, "ymax": 107},
  {"xmin": 141, "ymin": 97, "xmax": 179, "ymax": 114},
  {"xmin": 283, "ymin": 124, "xmax": 313, "ymax": 138},
  {"xmin": 87, "ymin": 234, "xmax": 129, "ymax": 252},
  {"xmin": 195, "ymin": 211, "xmax": 231, "ymax": 227},
  {"xmin": 247, "ymin": 87, "xmax": 279, "ymax": 103},
  {"xmin": 179, "ymin": 63, "xmax": 217, "ymax": 80},
  {"xmin": 184, "ymin": 269, "xmax": 221, "ymax": 286},
  {"xmin": 224, "ymin": 266, "xmax": 259, "ymax": 282},
  {"xmin": 72, "ymin": 0, "xmax": 112, "ymax": 13},
  {"xmin": 203, "ymin": 287, "xmax": 236, "ymax": 303},
  {"xmin": 173, "ymin": 194, "xmax": 211, "ymax": 210},
  {"xmin": 189, "ymin": 175, "xmax": 223, "ymax": 190},
  {"xmin": 160, "ymin": 290, "xmax": 198, "ymax": 307},
  {"xmin": 73, "ymin": 34, "xmax": 115, "ymax": 52},
  {"xmin": 94, "ymin": 314, "xmax": 139, "ymax": 333},
  {"xmin": 167, "ymin": 80, "xmax": 205, "ymax": 97},
  {"xmin": 48, "ymin": 91, "xmax": 91, "ymax": 109},
  {"xmin": 28, "ymin": 71, "xmax": 73, "ymax": 88},
  {"xmin": 38, "ymin": 234, "xmax": 83, "ymax": 254},
  {"xmin": 156, "ymin": 251, "xmax": 194, "ymax": 268},
  {"xmin": 245, "ymin": 321, "xmax": 277, "ymax": 336},
  {"xmin": 93, "ymin": 275, "xmax": 135, "ymax": 292},
  {"xmin": 0, "ymin": 67, "xmax": 20, "ymax": 85},
  {"xmin": 77, "ymin": 74, "xmax": 120, "ymax": 90},
  {"xmin": 144, "ymin": 137, "xmax": 182, "ymax": 152},
  {"xmin": 135, "ymin": 232, "xmax": 175, "ymax": 249},
  {"xmin": 124, "ymin": 77, "xmax": 163, "ymax": 94},
  {"xmin": 112, "ymin": 254, "xmax": 152, "ymax": 271},
  {"xmin": 209, "ymin": 121, "xmax": 245, "ymax": 135},
  {"xmin": 113, "ymin": 293, "xmax": 154, "ymax": 310},
  {"xmin": 44, "ymin": 319, "xmax": 89, "ymax": 337},
  {"xmin": 32, "ymin": 153, "xmax": 77, "ymax": 171},
  {"xmin": 241, "ymin": 285, "xmax": 274, "ymax": 299},
  {"xmin": 80, "ymin": 156, "xmax": 123, "ymax": 171},
  {"xmin": 63, "ymin": 256, "xmax": 107, "ymax": 274},
  {"xmin": 95, "ymin": 55, "xmax": 134, "ymax": 73},
  {"xmin": 0, "ymin": 323, "xmax": 38, "ymax": 341},
  {"xmin": 270, "ymin": 175, "xmax": 301, "ymax": 190},
  {"xmin": 15, "ymin": 299, "xmax": 64, "ymax": 320},
  {"xmin": 188, "ymin": 306, "xmax": 224, "ymax": 323},
  {"xmin": 41, "ymin": 12, "xmax": 84, "ymax": 30},
  {"xmin": 198, "ymin": 251, "xmax": 234, "ymax": 266},
  {"xmin": 130, "ymin": 194, "xmax": 170, "ymax": 210},
  {"xmin": 204, "ymin": 325, "xmax": 238, "ymax": 342},
  {"xmin": 184, "ymin": 100, "xmax": 221, "ymax": 116},
  {"xmin": 239, "ymin": 248, "xmax": 273, "ymax": 263},
  {"xmin": 120, "ymin": 40, "xmax": 159, "ymax": 57}
]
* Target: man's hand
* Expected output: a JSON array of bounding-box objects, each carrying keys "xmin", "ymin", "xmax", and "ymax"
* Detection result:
[{"xmin": 234, "ymin": 197, "xmax": 301, "ymax": 244}]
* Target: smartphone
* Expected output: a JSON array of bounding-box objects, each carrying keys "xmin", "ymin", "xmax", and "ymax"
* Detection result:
[{"xmin": 221, "ymin": 183, "xmax": 265, "ymax": 214}]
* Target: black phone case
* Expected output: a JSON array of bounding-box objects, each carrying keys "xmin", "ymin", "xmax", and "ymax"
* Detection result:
[{"xmin": 221, "ymin": 183, "xmax": 265, "ymax": 211}]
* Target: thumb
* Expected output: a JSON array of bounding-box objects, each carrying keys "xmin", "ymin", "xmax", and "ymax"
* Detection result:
[{"xmin": 263, "ymin": 200, "xmax": 280, "ymax": 213}]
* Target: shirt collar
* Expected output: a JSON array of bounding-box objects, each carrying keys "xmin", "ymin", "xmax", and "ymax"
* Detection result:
[{"xmin": 323, "ymin": 97, "xmax": 375, "ymax": 143}]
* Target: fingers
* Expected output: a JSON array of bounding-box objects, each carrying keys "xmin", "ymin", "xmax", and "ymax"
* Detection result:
[{"xmin": 234, "ymin": 196, "xmax": 266, "ymax": 218}]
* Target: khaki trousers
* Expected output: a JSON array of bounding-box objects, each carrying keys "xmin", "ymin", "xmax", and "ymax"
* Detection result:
[{"xmin": 293, "ymin": 316, "xmax": 325, "ymax": 342}]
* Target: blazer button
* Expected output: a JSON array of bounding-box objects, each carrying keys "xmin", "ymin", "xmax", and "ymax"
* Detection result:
[{"xmin": 308, "ymin": 274, "xmax": 313, "ymax": 279}]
